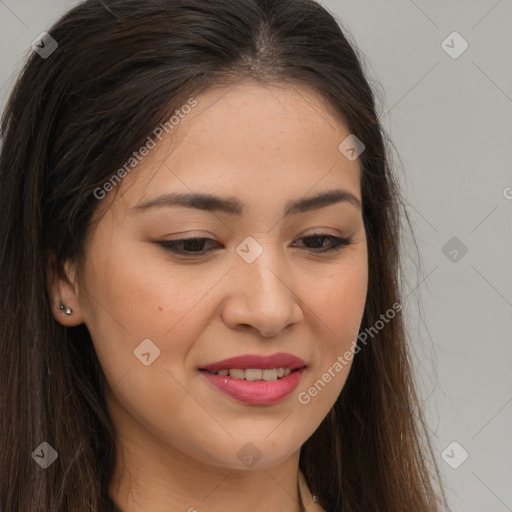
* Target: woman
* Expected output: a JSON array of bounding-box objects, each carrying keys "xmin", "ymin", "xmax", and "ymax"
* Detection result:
[{"xmin": 0, "ymin": 0, "xmax": 450, "ymax": 510}]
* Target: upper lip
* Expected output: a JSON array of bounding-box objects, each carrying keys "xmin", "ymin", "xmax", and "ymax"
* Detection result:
[{"xmin": 200, "ymin": 352, "xmax": 306, "ymax": 372}]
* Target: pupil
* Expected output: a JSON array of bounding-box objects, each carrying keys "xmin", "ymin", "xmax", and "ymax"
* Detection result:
[{"xmin": 185, "ymin": 239, "xmax": 204, "ymax": 251}]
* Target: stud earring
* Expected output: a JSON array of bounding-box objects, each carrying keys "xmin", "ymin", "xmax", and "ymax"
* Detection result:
[{"xmin": 58, "ymin": 304, "xmax": 73, "ymax": 315}]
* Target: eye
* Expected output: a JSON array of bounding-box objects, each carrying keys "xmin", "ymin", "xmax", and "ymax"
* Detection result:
[
  {"xmin": 158, "ymin": 235, "xmax": 221, "ymax": 255},
  {"xmin": 157, "ymin": 233, "xmax": 353, "ymax": 256},
  {"xmin": 291, "ymin": 233, "xmax": 354, "ymax": 253}
]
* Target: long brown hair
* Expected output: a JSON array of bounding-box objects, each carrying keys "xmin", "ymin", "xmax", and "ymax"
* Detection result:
[{"xmin": 0, "ymin": 0, "xmax": 450, "ymax": 510}]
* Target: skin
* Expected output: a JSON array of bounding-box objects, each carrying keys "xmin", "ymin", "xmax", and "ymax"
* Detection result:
[{"xmin": 50, "ymin": 81, "xmax": 368, "ymax": 512}]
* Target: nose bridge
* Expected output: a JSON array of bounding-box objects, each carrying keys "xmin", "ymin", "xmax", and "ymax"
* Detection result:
[
  {"xmin": 238, "ymin": 237, "xmax": 288, "ymax": 303},
  {"xmin": 226, "ymin": 236, "xmax": 302, "ymax": 335}
]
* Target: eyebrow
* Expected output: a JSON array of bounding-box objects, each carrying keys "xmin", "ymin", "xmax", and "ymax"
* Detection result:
[{"xmin": 131, "ymin": 189, "xmax": 361, "ymax": 216}]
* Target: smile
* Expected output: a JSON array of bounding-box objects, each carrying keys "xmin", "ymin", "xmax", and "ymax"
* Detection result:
[{"xmin": 204, "ymin": 367, "xmax": 293, "ymax": 381}]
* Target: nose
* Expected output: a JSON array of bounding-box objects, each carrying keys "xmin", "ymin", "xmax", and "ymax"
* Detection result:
[{"xmin": 220, "ymin": 248, "xmax": 304, "ymax": 337}]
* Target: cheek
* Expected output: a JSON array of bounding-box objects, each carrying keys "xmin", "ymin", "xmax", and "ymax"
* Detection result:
[
  {"xmin": 80, "ymin": 251, "xmax": 222, "ymax": 451},
  {"xmin": 82, "ymin": 243, "xmax": 207, "ymax": 336},
  {"xmin": 308, "ymin": 257, "xmax": 368, "ymax": 345},
  {"xmin": 297, "ymin": 257, "xmax": 367, "ymax": 404},
  {"xmin": 80, "ymin": 243, "xmax": 226, "ymax": 390}
]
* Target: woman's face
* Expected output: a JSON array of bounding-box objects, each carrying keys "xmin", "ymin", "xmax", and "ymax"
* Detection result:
[{"xmin": 53, "ymin": 81, "xmax": 368, "ymax": 472}]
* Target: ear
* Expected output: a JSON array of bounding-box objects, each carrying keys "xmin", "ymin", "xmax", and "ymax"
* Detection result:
[{"xmin": 47, "ymin": 255, "xmax": 86, "ymax": 327}]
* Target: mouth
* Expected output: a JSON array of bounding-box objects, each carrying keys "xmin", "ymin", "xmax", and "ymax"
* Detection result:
[
  {"xmin": 199, "ymin": 366, "xmax": 304, "ymax": 381},
  {"xmin": 199, "ymin": 352, "xmax": 306, "ymax": 375},
  {"xmin": 198, "ymin": 353, "xmax": 307, "ymax": 405}
]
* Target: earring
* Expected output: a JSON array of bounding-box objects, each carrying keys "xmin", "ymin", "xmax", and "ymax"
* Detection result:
[{"xmin": 58, "ymin": 304, "xmax": 73, "ymax": 316}]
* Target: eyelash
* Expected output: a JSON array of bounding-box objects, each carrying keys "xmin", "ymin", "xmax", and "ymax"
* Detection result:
[{"xmin": 157, "ymin": 233, "xmax": 354, "ymax": 256}]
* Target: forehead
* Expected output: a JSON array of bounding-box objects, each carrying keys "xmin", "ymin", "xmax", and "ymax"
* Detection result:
[{"xmin": 108, "ymin": 81, "xmax": 362, "ymax": 213}]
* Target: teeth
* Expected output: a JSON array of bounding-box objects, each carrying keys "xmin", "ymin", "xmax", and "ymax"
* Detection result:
[
  {"xmin": 229, "ymin": 369, "xmax": 245, "ymax": 380},
  {"xmin": 262, "ymin": 368, "xmax": 278, "ymax": 381},
  {"xmin": 210, "ymin": 367, "xmax": 293, "ymax": 381},
  {"xmin": 245, "ymin": 368, "xmax": 263, "ymax": 381}
]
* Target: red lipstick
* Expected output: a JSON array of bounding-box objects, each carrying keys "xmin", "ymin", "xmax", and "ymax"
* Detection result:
[
  {"xmin": 199, "ymin": 352, "xmax": 307, "ymax": 405},
  {"xmin": 200, "ymin": 352, "xmax": 306, "ymax": 372}
]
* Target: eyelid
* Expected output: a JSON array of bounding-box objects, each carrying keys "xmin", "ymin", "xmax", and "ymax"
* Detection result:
[{"xmin": 156, "ymin": 232, "xmax": 354, "ymax": 256}]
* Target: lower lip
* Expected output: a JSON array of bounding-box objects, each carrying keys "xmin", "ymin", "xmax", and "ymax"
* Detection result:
[{"xmin": 200, "ymin": 368, "xmax": 306, "ymax": 405}]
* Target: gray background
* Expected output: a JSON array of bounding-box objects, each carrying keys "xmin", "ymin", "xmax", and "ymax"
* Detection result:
[{"xmin": 1, "ymin": 1, "xmax": 511, "ymax": 510}]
